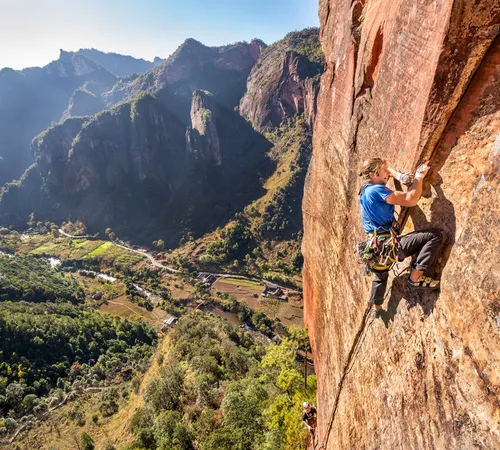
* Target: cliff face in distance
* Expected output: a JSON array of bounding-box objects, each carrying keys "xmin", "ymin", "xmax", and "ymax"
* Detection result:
[
  {"xmin": 106, "ymin": 39, "xmax": 266, "ymax": 123},
  {"xmin": 186, "ymin": 90, "xmax": 222, "ymax": 165},
  {"xmin": 303, "ymin": 1, "xmax": 499, "ymax": 449},
  {"xmin": 240, "ymin": 28, "xmax": 322, "ymax": 132},
  {"xmin": 0, "ymin": 52, "xmax": 117, "ymax": 185}
]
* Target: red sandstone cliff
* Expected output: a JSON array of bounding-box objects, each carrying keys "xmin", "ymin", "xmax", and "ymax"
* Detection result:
[{"xmin": 303, "ymin": 1, "xmax": 500, "ymax": 448}]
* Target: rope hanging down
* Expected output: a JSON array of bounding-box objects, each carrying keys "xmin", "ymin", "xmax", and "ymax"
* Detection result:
[{"xmin": 314, "ymin": 265, "xmax": 406, "ymax": 450}]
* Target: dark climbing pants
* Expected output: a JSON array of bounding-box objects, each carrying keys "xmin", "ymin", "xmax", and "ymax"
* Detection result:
[{"xmin": 370, "ymin": 228, "xmax": 444, "ymax": 306}]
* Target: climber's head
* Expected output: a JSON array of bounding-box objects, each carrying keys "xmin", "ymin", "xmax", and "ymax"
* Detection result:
[
  {"xmin": 359, "ymin": 157, "xmax": 389, "ymax": 185},
  {"xmin": 303, "ymin": 402, "xmax": 310, "ymax": 411}
]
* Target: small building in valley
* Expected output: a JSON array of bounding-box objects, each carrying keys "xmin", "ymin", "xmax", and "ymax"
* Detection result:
[
  {"xmin": 261, "ymin": 284, "xmax": 288, "ymax": 301},
  {"xmin": 196, "ymin": 273, "xmax": 217, "ymax": 286}
]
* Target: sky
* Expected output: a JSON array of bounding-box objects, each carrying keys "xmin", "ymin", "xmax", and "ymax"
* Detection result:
[{"xmin": 0, "ymin": 0, "xmax": 319, "ymax": 70}]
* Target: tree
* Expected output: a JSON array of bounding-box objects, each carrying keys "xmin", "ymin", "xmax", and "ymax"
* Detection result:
[
  {"xmin": 152, "ymin": 410, "xmax": 193, "ymax": 450},
  {"xmin": 99, "ymin": 388, "xmax": 119, "ymax": 416},
  {"xmin": 153, "ymin": 239, "xmax": 165, "ymax": 250},
  {"xmin": 50, "ymin": 224, "xmax": 59, "ymax": 237},
  {"xmin": 105, "ymin": 228, "xmax": 116, "ymax": 241},
  {"xmin": 81, "ymin": 432, "xmax": 95, "ymax": 450}
]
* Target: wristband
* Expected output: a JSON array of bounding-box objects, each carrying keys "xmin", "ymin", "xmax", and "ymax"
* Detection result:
[{"xmin": 415, "ymin": 163, "xmax": 428, "ymax": 180}]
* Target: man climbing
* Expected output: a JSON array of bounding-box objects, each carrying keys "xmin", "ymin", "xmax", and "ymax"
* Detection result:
[
  {"xmin": 358, "ymin": 158, "xmax": 444, "ymax": 316},
  {"xmin": 302, "ymin": 402, "xmax": 317, "ymax": 438}
]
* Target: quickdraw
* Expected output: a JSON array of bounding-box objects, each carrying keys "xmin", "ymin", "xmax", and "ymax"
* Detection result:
[{"xmin": 355, "ymin": 227, "xmax": 398, "ymax": 272}]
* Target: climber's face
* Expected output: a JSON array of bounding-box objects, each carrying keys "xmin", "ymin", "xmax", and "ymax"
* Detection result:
[{"xmin": 370, "ymin": 163, "xmax": 389, "ymax": 185}]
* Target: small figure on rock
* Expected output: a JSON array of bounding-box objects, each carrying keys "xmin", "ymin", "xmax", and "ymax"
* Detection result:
[
  {"xmin": 357, "ymin": 158, "xmax": 444, "ymax": 317},
  {"xmin": 302, "ymin": 401, "xmax": 317, "ymax": 439}
]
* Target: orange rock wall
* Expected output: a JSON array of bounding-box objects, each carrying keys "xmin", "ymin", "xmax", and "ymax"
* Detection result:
[{"xmin": 303, "ymin": 1, "xmax": 500, "ymax": 448}]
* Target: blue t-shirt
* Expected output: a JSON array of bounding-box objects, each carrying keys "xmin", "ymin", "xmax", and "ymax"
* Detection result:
[{"xmin": 359, "ymin": 184, "xmax": 395, "ymax": 233}]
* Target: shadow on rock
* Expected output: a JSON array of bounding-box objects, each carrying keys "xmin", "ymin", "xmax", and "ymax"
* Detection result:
[
  {"xmin": 381, "ymin": 274, "xmax": 407, "ymax": 328},
  {"xmin": 381, "ymin": 183, "xmax": 456, "ymax": 324},
  {"xmin": 381, "ymin": 272, "xmax": 442, "ymax": 327}
]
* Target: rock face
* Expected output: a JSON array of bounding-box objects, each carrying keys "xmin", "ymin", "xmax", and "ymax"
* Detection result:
[
  {"xmin": 303, "ymin": 1, "xmax": 500, "ymax": 449},
  {"xmin": 186, "ymin": 90, "xmax": 222, "ymax": 165},
  {"xmin": 30, "ymin": 93, "xmax": 187, "ymax": 240},
  {"xmin": 240, "ymin": 29, "xmax": 322, "ymax": 132}
]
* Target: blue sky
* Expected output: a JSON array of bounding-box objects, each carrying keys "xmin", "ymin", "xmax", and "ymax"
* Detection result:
[{"xmin": 0, "ymin": 0, "xmax": 319, "ymax": 70}]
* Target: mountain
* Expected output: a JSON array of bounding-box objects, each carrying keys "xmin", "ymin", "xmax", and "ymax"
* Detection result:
[
  {"xmin": 0, "ymin": 51, "xmax": 117, "ymax": 185},
  {"xmin": 0, "ymin": 48, "xmax": 163, "ymax": 186},
  {"xmin": 0, "ymin": 30, "xmax": 322, "ymax": 253},
  {"xmin": 165, "ymin": 29, "xmax": 322, "ymax": 279},
  {"xmin": 303, "ymin": 1, "xmax": 499, "ymax": 449},
  {"xmin": 104, "ymin": 38, "xmax": 266, "ymax": 123},
  {"xmin": 0, "ymin": 40, "xmax": 265, "ymax": 187},
  {"xmin": 240, "ymin": 28, "xmax": 322, "ymax": 132},
  {"xmin": 0, "ymin": 89, "xmax": 272, "ymax": 244},
  {"xmin": 71, "ymin": 48, "xmax": 163, "ymax": 77}
]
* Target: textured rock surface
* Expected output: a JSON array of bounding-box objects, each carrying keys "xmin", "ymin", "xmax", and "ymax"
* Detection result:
[
  {"xmin": 240, "ymin": 29, "xmax": 322, "ymax": 132},
  {"xmin": 302, "ymin": 1, "xmax": 500, "ymax": 449},
  {"xmin": 186, "ymin": 90, "xmax": 222, "ymax": 165}
]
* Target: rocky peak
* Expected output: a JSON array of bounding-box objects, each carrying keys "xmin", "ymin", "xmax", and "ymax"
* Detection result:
[
  {"xmin": 72, "ymin": 48, "xmax": 157, "ymax": 77},
  {"xmin": 45, "ymin": 51, "xmax": 116, "ymax": 83},
  {"xmin": 239, "ymin": 28, "xmax": 322, "ymax": 132},
  {"xmin": 186, "ymin": 90, "xmax": 221, "ymax": 165},
  {"xmin": 105, "ymin": 38, "xmax": 267, "ymax": 117},
  {"xmin": 153, "ymin": 56, "xmax": 164, "ymax": 66}
]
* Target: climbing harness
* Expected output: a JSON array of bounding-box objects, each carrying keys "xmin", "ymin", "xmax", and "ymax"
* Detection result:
[
  {"xmin": 356, "ymin": 184, "xmax": 399, "ymax": 273},
  {"xmin": 355, "ymin": 227, "xmax": 398, "ymax": 272}
]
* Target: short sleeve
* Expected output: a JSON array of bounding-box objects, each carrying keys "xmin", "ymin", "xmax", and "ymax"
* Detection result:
[{"xmin": 373, "ymin": 185, "xmax": 393, "ymax": 202}]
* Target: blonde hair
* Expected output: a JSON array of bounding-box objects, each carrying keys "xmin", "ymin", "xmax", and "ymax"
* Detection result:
[{"xmin": 358, "ymin": 157, "xmax": 386, "ymax": 180}]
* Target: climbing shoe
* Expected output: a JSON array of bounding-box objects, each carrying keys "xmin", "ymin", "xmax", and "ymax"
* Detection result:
[
  {"xmin": 407, "ymin": 275, "xmax": 440, "ymax": 289},
  {"xmin": 370, "ymin": 308, "xmax": 382, "ymax": 319}
]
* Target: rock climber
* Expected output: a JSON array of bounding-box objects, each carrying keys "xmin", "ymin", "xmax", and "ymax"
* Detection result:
[
  {"xmin": 358, "ymin": 158, "xmax": 444, "ymax": 316},
  {"xmin": 302, "ymin": 402, "xmax": 317, "ymax": 438}
]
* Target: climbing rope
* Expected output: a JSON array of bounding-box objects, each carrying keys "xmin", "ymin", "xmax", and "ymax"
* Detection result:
[{"xmin": 314, "ymin": 264, "xmax": 407, "ymax": 450}]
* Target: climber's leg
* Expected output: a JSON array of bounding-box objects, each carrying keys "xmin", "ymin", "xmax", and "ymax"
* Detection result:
[
  {"xmin": 398, "ymin": 228, "xmax": 444, "ymax": 278},
  {"xmin": 370, "ymin": 269, "xmax": 389, "ymax": 308}
]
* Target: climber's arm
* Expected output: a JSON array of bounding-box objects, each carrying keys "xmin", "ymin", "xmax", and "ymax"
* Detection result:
[{"xmin": 386, "ymin": 163, "xmax": 430, "ymax": 207}]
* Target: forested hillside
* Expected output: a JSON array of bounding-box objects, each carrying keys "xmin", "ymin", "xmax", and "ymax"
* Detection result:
[
  {"xmin": 125, "ymin": 313, "xmax": 315, "ymax": 450},
  {"xmin": 0, "ymin": 256, "xmax": 83, "ymax": 303},
  {"xmin": 0, "ymin": 302, "xmax": 156, "ymax": 423}
]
